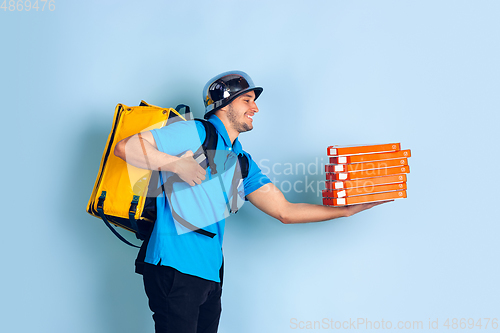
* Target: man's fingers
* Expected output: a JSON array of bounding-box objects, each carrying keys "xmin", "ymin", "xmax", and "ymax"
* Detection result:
[
  {"xmin": 358, "ymin": 200, "xmax": 393, "ymax": 210},
  {"xmin": 343, "ymin": 199, "xmax": 394, "ymax": 216},
  {"xmin": 176, "ymin": 150, "xmax": 208, "ymax": 186},
  {"xmin": 197, "ymin": 171, "xmax": 206, "ymax": 182},
  {"xmin": 184, "ymin": 172, "xmax": 206, "ymax": 186},
  {"xmin": 181, "ymin": 150, "xmax": 194, "ymax": 158},
  {"xmin": 370, "ymin": 200, "xmax": 393, "ymax": 207},
  {"xmin": 191, "ymin": 174, "xmax": 205, "ymax": 186}
]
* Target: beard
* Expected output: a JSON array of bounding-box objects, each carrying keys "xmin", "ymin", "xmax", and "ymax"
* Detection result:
[{"xmin": 226, "ymin": 104, "xmax": 253, "ymax": 133}]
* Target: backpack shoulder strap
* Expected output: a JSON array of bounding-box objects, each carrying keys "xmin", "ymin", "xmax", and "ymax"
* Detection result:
[
  {"xmin": 194, "ymin": 118, "xmax": 218, "ymax": 174},
  {"xmin": 238, "ymin": 153, "xmax": 249, "ymax": 179},
  {"xmin": 229, "ymin": 153, "xmax": 250, "ymax": 214}
]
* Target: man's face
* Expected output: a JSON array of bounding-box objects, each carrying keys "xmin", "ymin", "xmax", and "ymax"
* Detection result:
[{"xmin": 226, "ymin": 90, "xmax": 259, "ymax": 133}]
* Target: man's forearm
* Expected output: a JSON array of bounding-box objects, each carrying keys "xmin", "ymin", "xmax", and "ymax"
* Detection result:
[
  {"xmin": 281, "ymin": 202, "xmax": 349, "ymax": 224},
  {"xmin": 282, "ymin": 201, "xmax": 386, "ymax": 224},
  {"xmin": 115, "ymin": 134, "xmax": 179, "ymax": 172}
]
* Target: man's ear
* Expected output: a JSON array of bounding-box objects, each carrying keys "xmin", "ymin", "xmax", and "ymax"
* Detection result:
[{"xmin": 214, "ymin": 106, "xmax": 227, "ymax": 118}]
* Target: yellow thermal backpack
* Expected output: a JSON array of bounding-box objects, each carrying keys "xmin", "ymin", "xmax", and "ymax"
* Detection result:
[{"xmin": 86, "ymin": 101, "xmax": 249, "ymax": 248}]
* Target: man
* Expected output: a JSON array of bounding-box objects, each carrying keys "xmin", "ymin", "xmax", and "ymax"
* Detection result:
[{"xmin": 114, "ymin": 71, "xmax": 385, "ymax": 333}]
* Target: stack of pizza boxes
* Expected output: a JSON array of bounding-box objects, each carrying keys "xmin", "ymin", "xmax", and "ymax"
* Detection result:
[{"xmin": 322, "ymin": 143, "xmax": 411, "ymax": 206}]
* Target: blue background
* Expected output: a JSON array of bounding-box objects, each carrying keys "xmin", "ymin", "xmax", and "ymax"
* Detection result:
[{"xmin": 1, "ymin": 0, "xmax": 499, "ymax": 332}]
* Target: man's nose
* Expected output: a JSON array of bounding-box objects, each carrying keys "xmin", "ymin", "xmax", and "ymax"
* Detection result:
[{"xmin": 251, "ymin": 101, "xmax": 259, "ymax": 113}]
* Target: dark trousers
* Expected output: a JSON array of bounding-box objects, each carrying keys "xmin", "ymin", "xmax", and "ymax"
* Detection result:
[{"xmin": 143, "ymin": 263, "xmax": 223, "ymax": 333}]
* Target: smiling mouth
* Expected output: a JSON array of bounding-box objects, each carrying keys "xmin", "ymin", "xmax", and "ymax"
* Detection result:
[{"xmin": 246, "ymin": 114, "xmax": 254, "ymax": 121}]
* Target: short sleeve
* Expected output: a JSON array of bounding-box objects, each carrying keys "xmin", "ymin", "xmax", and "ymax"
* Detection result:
[
  {"xmin": 151, "ymin": 120, "xmax": 206, "ymax": 156},
  {"xmin": 241, "ymin": 152, "xmax": 272, "ymax": 198}
]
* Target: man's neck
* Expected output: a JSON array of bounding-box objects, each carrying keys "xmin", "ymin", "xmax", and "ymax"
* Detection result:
[
  {"xmin": 221, "ymin": 119, "xmax": 239, "ymax": 144},
  {"xmin": 215, "ymin": 113, "xmax": 239, "ymax": 144}
]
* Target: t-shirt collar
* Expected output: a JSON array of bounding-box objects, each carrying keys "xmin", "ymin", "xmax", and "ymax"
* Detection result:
[{"xmin": 208, "ymin": 114, "xmax": 243, "ymax": 155}]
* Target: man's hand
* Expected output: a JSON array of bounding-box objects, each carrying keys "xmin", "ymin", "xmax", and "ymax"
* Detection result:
[
  {"xmin": 172, "ymin": 150, "xmax": 206, "ymax": 186},
  {"xmin": 342, "ymin": 200, "xmax": 393, "ymax": 217}
]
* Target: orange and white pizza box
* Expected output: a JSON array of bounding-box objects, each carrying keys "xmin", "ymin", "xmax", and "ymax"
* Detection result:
[
  {"xmin": 323, "ymin": 190, "xmax": 407, "ymax": 206},
  {"xmin": 329, "ymin": 149, "xmax": 411, "ymax": 164},
  {"xmin": 322, "ymin": 182, "xmax": 407, "ymax": 198},
  {"xmin": 325, "ymin": 174, "xmax": 407, "ymax": 190},
  {"xmin": 325, "ymin": 158, "xmax": 408, "ymax": 173},
  {"xmin": 325, "ymin": 165, "xmax": 410, "ymax": 181},
  {"xmin": 327, "ymin": 143, "xmax": 400, "ymax": 156}
]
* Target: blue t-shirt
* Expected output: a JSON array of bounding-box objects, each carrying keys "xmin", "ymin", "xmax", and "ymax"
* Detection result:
[{"xmin": 145, "ymin": 114, "xmax": 271, "ymax": 282}]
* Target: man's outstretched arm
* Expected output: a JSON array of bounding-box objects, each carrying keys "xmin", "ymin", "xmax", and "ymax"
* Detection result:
[{"xmin": 247, "ymin": 183, "xmax": 387, "ymax": 224}]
